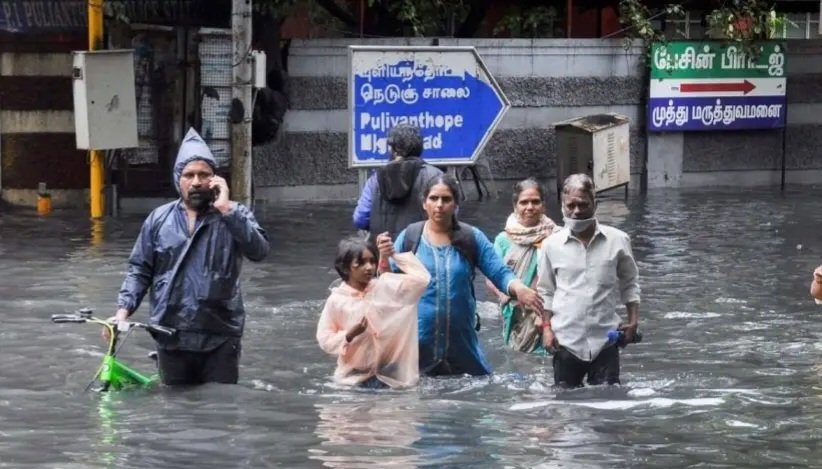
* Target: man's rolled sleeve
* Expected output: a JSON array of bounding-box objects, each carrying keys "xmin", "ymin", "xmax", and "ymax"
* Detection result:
[
  {"xmin": 536, "ymin": 244, "xmax": 556, "ymax": 307},
  {"xmin": 617, "ymin": 239, "xmax": 641, "ymax": 305}
]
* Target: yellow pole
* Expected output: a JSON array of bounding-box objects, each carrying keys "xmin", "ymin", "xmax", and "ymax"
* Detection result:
[{"xmin": 88, "ymin": 0, "xmax": 104, "ymax": 218}]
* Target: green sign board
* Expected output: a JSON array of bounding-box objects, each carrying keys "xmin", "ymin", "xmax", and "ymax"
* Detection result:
[
  {"xmin": 650, "ymin": 41, "xmax": 786, "ymax": 79},
  {"xmin": 649, "ymin": 41, "xmax": 787, "ymax": 132}
]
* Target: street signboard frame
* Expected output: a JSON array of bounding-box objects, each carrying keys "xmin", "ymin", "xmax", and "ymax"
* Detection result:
[
  {"xmin": 648, "ymin": 41, "xmax": 787, "ymax": 132},
  {"xmin": 347, "ymin": 45, "xmax": 510, "ymax": 169}
]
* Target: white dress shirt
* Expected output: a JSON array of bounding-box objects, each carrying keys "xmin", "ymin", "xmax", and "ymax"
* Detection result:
[{"xmin": 537, "ymin": 223, "xmax": 640, "ymax": 361}]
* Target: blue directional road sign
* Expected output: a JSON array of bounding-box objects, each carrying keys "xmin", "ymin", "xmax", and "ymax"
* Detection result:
[{"xmin": 348, "ymin": 46, "xmax": 510, "ymax": 168}]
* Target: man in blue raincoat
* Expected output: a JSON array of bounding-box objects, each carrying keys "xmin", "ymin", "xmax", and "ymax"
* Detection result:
[{"xmin": 111, "ymin": 128, "xmax": 270, "ymax": 385}]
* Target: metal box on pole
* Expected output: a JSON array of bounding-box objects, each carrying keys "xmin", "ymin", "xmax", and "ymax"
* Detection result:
[
  {"xmin": 251, "ymin": 50, "xmax": 267, "ymax": 89},
  {"xmin": 72, "ymin": 49, "xmax": 138, "ymax": 150},
  {"xmin": 553, "ymin": 113, "xmax": 631, "ymax": 196}
]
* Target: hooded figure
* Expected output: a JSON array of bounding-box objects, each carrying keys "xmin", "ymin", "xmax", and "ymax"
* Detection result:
[
  {"xmin": 352, "ymin": 124, "xmax": 442, "ymax": 239},
  {"xmin": 173, "ymin": 127, "xmax": 217, "ymax": 190},
  {"xmin": 116, "ymin": 128, "xmax": 270, "ymax": 385}
]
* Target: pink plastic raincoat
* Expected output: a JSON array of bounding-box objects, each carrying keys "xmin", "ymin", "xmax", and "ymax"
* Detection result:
[{"xmin": 316, "ymin": 252, "xmax": 430, "ymax": 388}]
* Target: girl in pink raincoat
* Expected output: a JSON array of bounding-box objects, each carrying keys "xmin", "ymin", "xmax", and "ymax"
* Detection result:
[{"xmin": 317, "ymin": 236, "xmax": 430, "ymax": 389}]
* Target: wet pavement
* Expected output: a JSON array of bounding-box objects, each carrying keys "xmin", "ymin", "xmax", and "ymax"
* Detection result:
[{"xmin": 1, "ymin": 185, "xmax": 822, "ymax": 468}]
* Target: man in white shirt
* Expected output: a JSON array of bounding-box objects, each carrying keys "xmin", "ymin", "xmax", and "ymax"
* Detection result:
[{"xmin": 536, "ymin": 173, "xmax": 640, "ymax": 388}]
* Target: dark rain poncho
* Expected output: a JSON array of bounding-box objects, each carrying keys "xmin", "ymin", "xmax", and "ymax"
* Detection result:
[{"xmin": 117, "ymin": 128, "xmax": 270, "ymax": 351}]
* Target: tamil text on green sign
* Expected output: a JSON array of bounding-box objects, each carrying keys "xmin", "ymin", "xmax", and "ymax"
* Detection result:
[{"xmin": 649, "ymin": 41, "xmax": 786, "ymax": 132}]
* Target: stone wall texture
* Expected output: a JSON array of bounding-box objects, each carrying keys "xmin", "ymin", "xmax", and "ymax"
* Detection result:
[{"xmin": 253, "ymin": 38, "xmax": 822, "ymax": 190}]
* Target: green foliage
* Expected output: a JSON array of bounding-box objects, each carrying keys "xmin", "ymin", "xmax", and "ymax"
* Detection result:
[
  {"xmin": 493, "ymin": 5, "xmax": 561, "ymax": 38},
  {"xmin": 704, "ymin": 0, "xmax": 792, "ymax": 43},
  {"xmin": 305, "ymin": 0, "xmax": 349, "ymax": 34},
  {"xmin": 618, "ymin": 0, "xmax": 684, "ymax": 46},
  {"xmin": 102, "ymin": 0, "xmax": 301, "ymax": 25},
  {"xmin": 368, "ymin": 0, "xmax": 469, "ymax": 36},
  {"xmin": 105, "ymin": 0, "xmax": 798, "ymax": 45},
  {"xmin": 254, "ymin": 0, "xmax": 300, "ymax": 19},
  {"xmin": 619, "ymin": 0, "xmax": 793, "ymax": 55},
  {"xmin": 102, "ymin": 1, "xmax": 131, "ymax": 25}
]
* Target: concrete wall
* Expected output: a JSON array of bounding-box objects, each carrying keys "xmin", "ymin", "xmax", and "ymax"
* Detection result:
[
  {"xmin": 253, "ymin": 38, "xmax": 648, "ymax": 201},
  {"xmin": 3, "ymin": 37, "xmax": 819, "ymax": 207},
  {"xmin": 0, "ymin": 32, "xmax": 90, "ymax": 207},
  {"xmin": 254, "ymin": 38, "xmax": 822, "ymax": 202}
]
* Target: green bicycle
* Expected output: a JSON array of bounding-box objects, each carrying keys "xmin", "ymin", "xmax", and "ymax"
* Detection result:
[{"xmin": 51, "ymin": 308, "xmax": 175, "ymax": 392}]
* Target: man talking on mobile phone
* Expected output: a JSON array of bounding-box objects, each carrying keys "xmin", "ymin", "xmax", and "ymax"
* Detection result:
[{"xmin": 106, "ymin": 128, "xmax": 270, "ymax": 386}]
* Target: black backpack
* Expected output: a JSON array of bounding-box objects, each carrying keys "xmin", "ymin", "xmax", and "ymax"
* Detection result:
[
  {"xmin": 401, "ymin": 221, "xmax": 482, "ymax": 331},
  {"xmin": 401, "ymin": 221, "xmax": 478, "ymax": 267}
]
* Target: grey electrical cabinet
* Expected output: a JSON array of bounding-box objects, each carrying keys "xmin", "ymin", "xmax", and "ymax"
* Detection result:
[
  {"xmin": 72, "ymin": 50, "xmax": 138, "ymax": 150},
  {"xmin": 553, "ymin": 113, "xmax": 630, "ymax": 196}
]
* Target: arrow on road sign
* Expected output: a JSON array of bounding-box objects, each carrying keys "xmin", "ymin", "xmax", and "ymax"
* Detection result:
[
  {"xmin": 349, "ymin": 46, "xmax": 511, "ymax": 168},
  {"xmin": 679, "ymin": 80, "xmax": 756, "ymax": 95}
]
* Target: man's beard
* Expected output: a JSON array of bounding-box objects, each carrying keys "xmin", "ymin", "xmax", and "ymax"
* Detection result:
[{"xmin": 186, "ymin": 187, "xmax": 214, "ymax": 212}]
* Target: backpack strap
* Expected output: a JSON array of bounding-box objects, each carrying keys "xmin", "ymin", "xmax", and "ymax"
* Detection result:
[
  {"xmin": 402, "ymin": 221, "xmax": 426, "ymax": 254},
  {"xmin": 454, "ymin": 223, "xmax": 481, "ymax": 333},
  {"xmin": 402, "ymin": 220, "xmax": 481, "ymax": 332},
  {"xmin": 401, "ymin": 220, "xmax": 477, "ymax": 268},
  {"xmin": 452, "ymin": 222, "xmax": 478, "ymax": 269}
]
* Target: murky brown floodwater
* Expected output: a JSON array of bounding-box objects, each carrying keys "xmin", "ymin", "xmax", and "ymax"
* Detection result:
[{"xmin": 1, "ymin": 186, "xmax": 822, "ymax": 468}]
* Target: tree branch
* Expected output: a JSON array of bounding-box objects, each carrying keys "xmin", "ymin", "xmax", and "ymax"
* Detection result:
[
  {"xmin": 456, "ymin": 0, "xmax": 492, "ymax": 37},
  {"xmin": 314, "ymin": 0, "xmax": 358, "ymax": 28}
]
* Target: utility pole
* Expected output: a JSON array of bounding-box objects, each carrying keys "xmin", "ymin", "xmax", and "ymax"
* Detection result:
[
  {"xmin": 88, "ymin": 0, "xmax": 105, "ymax": 218},
  {"xmin": 231, "ymin": 0, "xmax": 253, "ymax": 207}
]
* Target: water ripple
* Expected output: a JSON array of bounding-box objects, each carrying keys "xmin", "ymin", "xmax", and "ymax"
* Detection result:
[{"xmin": 3, "ymin": 188, "xmax": 822, "ymax": 467}]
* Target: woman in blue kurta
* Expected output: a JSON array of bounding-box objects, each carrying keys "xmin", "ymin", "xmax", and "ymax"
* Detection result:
[{"xmin": 375, "ymin": 174, "xmax": 544, "ymax": 377}]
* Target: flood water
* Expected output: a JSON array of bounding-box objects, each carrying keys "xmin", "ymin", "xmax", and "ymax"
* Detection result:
[{"xmin": 2, "ymin": 186, "xmax": 822, "ymax": 469}]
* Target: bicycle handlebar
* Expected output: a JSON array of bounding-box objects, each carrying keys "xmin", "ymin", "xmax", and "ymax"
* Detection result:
[
  {"xmin": 147, "ymin": 324, "xmax": 175, "ymax": 336},
  {"xmin": 50, "ymin": 310, "xmax": 176, "ymax": 336},
  {"xmin": 51, "ymin": 314, "xmax": 87, "ymax": 323}
]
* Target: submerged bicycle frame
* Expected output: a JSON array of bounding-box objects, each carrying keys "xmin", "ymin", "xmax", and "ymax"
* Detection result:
[{"xmin": 51, "ymin": 308, "xmax": 175, "ymax": 392}]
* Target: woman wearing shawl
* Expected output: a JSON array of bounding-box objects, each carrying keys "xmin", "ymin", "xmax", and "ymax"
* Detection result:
[{"xmin": 488, "ymin": 178, "xmax": 558, "ymax": 354}]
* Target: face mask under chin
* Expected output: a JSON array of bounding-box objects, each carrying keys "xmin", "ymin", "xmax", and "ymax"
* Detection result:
[{"xmin": 563, "ymin": 216, "xmax": 596, "ymax": 233}]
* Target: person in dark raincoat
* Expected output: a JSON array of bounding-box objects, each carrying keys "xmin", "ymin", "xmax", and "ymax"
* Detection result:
[
  {"xmin": 352, "ymin": 124, "xmax": 443, "ymax": 240},
  {"xmin": 111, "ymin": 128, "xmax": 270, "ymax": 385}
]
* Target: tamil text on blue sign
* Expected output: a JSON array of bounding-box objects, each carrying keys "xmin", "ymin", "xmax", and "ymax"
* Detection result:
[
  {"xmin": 649, "ymin": 42, "xmax": 786, "ymax": 132},
  {"xmin": 348, "ymin": 46, "xmax": 509, "ymax": 168}
]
